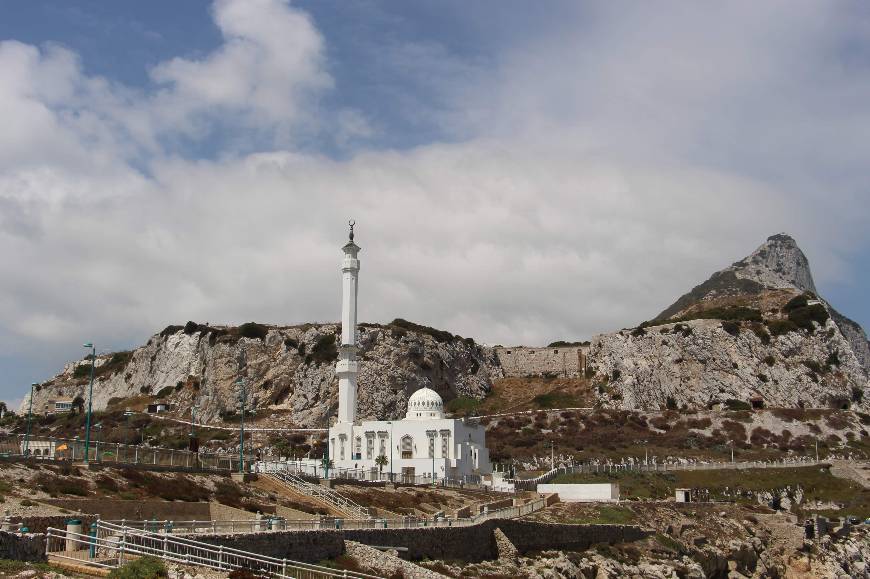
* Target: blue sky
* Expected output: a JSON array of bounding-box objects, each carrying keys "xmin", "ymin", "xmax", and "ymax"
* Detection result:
[{"xmin": 0, "ymin": 1, "xmax": 868, "ymax": 407}]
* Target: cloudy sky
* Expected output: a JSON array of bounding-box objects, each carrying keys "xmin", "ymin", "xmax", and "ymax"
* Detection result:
[{"xmin": 2, "ymin": 0, "xmax": 869, "ymax": 407}]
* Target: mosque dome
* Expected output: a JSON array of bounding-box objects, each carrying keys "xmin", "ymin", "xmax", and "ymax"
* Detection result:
[{"xmin": 405, "ymin": 387, "xmax": 444, "ymax": 420}]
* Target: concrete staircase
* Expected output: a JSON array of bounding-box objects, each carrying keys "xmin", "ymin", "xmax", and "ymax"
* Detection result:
[{"xmin": 267, "ymin": 472, "xmax": 371, "ymax": 520}]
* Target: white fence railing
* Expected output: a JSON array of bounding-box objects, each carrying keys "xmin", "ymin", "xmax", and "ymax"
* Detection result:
[
  {"xmin": 269, "ymin": 472, "xmax": 370, "ymax": 520},
  {"xmin": 46, "ymin": 521, "xmax": 381, "ymax": 579},
  {"xmin": 103, "ymin": 497, "xmax": 549, "ymax": 535}
]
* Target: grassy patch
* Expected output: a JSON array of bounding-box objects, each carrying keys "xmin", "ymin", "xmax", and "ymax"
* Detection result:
[
  {"xmin": 532, "ymin": 392, "xmax": 583, "ymax": 409},
  {"xmin": 554, "ymin": 466, "xmax": 870, "ymax": 517}
]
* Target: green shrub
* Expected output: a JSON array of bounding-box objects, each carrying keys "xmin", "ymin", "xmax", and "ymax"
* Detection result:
[
  {"xmin": 445, "ymin": 397, "xmax": 481, "ymax": 415},
  {"xmin": 389, "ymin": 318, "xmax": 455, "ymax": 343},
  {"xmin": 757, "ymin": 374, "xmax": 769, "ymax": 383},
  {"xmin": 763, "ymin": 355, "xmax": 775, "ymax": 367},
  {"xmin": 852, "ymin": 387, "xmax": 864, "ymax": 404},
  {"xmin": 787, "ymin": 304, "xmax": 829, "ymax": 332},
  {"xmin": 802, "ymin": 360, "xmax": 824, "ymax": 374},
  {"xmin": 630, "ymin": 327, "xmax": 646, "ymax": 337},
  {"xmin": 783, "ymin": 294, "xmax": 809, "ymax": 312},
  {"xmin": 238, "ymin": 322, "xmax": 268, "ymax": 340},
  {"xmin": 108, "ymin": 556, "xmax": 167, "ymax": 579},
  {"xmin": 665, "ymin": 396, "xmax": 678, "ymax": 410},
  {"xmin": 751, "ymin": 324, "xmax": 771, "ymax": 344},
  {"xmin": 766, "ymin": 319, "xmax": 799, "ymax": 336},
  {"xmin": 826, "ymin": 350, "xmax": 840, "ymax": 367},
  {"xmin": 547, "ymin": 340, "xmax": 589, "ymax": 347},
  {"xmin": 155, "ymin": 386, "xmax": 174, "ymax": 398},
  {"xmin": 724, "ymin": 399, "xmax": 751, "ymax": 411},
  {"xmin": 73, "ymin": 365, "xmax": 92, "ymax": 378},
  {"xmin": 721, "ymin": 321, "xmax": 741, "ymax": 336},
  {"xmin": 305, "ymin": 334, "xmax": 338, "ymax": 365}
]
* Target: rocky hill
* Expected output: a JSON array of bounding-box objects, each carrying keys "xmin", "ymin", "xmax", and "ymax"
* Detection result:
[
  {"xmin": 590, "ymin": 234, "xmax": 869, "ymax": 411},
  {"xmin": 22, "ymin": 234, "xmax": 869, "ymax": 418},
  {"xmin": 22, "ymin": 319, "xmax": 500, "ymax": 427}
]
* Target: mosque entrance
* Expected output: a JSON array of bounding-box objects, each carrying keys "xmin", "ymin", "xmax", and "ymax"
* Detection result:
[{"xmin": 401, "ymin": 467, "xmax": 416, "ymax": 483}]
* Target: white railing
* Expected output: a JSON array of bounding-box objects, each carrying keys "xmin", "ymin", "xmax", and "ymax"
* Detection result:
[
  {"xmin": 269, "ymin": 472, "xmax": 370, "ymax": 521},
  {"xmin": 46, "ymin": 522, "xmax": 381, "ymax": 579},
  {"xmin": 106, "ymin": 496, "xmax": 549, "ymax": 535}
]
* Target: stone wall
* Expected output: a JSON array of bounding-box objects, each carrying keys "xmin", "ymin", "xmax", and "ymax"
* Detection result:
[
  {"xmin": 208, "ymin": 502, "xmax": 254, "ymax": 521},
  {"xmin": 195, "ymin": 529, "xmax": 345, "ymax": 563},
  {"xmin": 193, "ymin": 520, "xmax": 647, "ymax": 564},
  {"xmin": 495, "ymin": 346, "xmax": 588, "ymax": 378},
  {"xmin": 40, "ymin": 499, "xmax": 213, "ymax": 521},
  {"xmin": 0, "ymin": 531, "xmax": 46, "ymax": 562}
]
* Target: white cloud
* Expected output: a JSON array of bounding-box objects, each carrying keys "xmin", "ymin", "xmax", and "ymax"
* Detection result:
[{"xmin": 0, "ymin": 0, "xmax": 869, "ymax": 397}]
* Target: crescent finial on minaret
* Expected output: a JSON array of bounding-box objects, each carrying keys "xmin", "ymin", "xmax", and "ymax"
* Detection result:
[{"xmin": 348, "ymin": 219, "xmax": 355, "ymax": 241}]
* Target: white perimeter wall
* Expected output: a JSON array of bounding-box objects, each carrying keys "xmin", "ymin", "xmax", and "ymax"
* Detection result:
[{"xmin": 538, "ymin": 483, "xmax": 619, "ymax": 502}]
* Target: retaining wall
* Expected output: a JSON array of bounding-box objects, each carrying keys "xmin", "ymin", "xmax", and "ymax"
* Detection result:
[
  {"xmin": 40, "ymin": 499, "xmax": 214, "ymax": 521},
  {"xmin": 194, "ymin": 520, "xmax": 647, "ymax": 563},
  {"xmin": 0, "ymin": 531, "xmax": 47, "ymax": 562}
]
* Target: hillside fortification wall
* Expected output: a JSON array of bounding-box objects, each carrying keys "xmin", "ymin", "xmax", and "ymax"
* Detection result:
[{"xmin": 494, "ymin": 346, "xmax": 588, "ymax": 378}]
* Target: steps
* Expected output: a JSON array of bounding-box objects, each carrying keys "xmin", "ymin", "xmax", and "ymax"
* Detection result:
[{"xmin": 268, "ymin": 472, "xmax": 371, "ymax": 520}]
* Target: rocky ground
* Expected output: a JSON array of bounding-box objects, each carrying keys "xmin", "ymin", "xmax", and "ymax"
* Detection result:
[{"xmin": 417, "ymin": 502, "xmax": 870, "ymax": 578}]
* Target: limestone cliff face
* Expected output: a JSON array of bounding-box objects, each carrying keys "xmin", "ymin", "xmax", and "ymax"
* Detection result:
[
  {"xmin": 593, "ymin": 234, "xmax": 869, "ymax": 410},
  {"xmin": 22, "ymin": 322, "xmax": 500, "ymax": 427},
  {"xmin": 591, "ymin": 317, "xmax": 867, "ymax": 411}
]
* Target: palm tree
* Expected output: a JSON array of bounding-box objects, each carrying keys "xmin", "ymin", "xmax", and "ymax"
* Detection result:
[{"xmin": 375, "ymin": 454, "xmax": 388, "ymax": 475}]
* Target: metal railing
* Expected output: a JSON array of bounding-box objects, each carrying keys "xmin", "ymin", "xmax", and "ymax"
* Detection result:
[
  {"xmin": 104, "ymin": 496, "xmax": 549, "ymax": 535},
  {"xmin": 269, "ymin": 472, "xmax": 370, "ymax": 520},
  {"xmin": 46, "ymin": 521, "xmax": 381, "ymax": 578},
  {"xmin": 1, "ymin": 434, "xmax": 257, "ymax": 472}
]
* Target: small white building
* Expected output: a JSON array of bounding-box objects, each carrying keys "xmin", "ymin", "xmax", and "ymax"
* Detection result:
[
  {"xmin": 327, "ymin": 224, "xmax": 491, "ymax": 483},
  {"xmin": 537, "ymin": 483, "xmax": 620, "ymax": 502}
]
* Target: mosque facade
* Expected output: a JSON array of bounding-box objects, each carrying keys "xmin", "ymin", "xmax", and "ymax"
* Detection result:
[{"xmin": 327, "ymin": 224, "xmax": 491, "ymax": 482}]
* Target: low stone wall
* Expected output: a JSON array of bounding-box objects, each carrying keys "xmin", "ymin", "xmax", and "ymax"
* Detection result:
[
  {"xmin": 495, "ymin": 520, "xmax": 647, "ymax": 555},
  {"xmin": 208, "ymin": 502, "xmax": 254, "ymax": 521},
  {"xmin": 196, "ymin": 530, "xmax": 345, "ymax": 563},
  {"xmin": 478, "ymin": 498, "xmax": 513, "ymax": 513},
  {"xmin": 41, "ymin": 499, "xmax": 213, "ymax": 521},
  {"xmin": 0, "ymin": 531, "xmax": 46, "ymax": 562},
  {"xmin": 193, "ymin": 520, "xmax": 648, "ymax": 563}
]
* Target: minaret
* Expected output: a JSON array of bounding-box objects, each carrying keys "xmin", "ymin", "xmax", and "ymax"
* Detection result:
[{"xmin": 336, "ymin": 221, "xmax": 360, "ymax": 423}]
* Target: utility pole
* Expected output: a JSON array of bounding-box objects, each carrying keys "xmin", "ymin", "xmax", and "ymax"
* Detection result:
[
  {"xmin": 82, "ymin": 343, "xmax": 96, "ymax": 463},
  {"xmin": 24, "ymin": 382, "xmax": 38, "ymax": 456}
]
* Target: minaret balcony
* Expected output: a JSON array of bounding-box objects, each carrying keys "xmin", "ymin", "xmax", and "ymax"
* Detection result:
[
  {"xmin": 341, "ymin": 257, "xmax": 360, "ymax": 270},
  {"xmin": 336, "ymin": 359, "xmax": 359, "ymax": 374}
]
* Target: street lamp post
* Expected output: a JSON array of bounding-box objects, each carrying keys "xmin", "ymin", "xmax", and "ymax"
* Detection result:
[
  {"xmin": 82, "ymin": 343, "xmax": 96, "ymax": 463},
  {"xmin": 24, "ymin": 382, "xmax": 38, "ymax": 457},
  {"xmin": 387, "ymin": 421, "xmax": 393, "ymax": 483},
  {"xmin": 94, "ymin": 423, "xmax": 102, "ymax": 462},
  {"xmin": 123, "ymin": 409, "xmax": 132, "ymax": 446}
]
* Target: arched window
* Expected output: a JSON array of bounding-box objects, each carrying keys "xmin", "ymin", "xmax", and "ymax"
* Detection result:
[
  {"xmin": 401, "ymin": 435, "xmax": 413, "ymax": 459},
  {"xmin": 354, "ymin": 436, "xmax": 362, "ymax": 460}
]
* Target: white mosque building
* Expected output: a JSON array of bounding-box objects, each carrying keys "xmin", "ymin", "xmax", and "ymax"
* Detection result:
[{"xmin": 326, "ymin": 223, "xmax": 491, "ymax": 483}]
